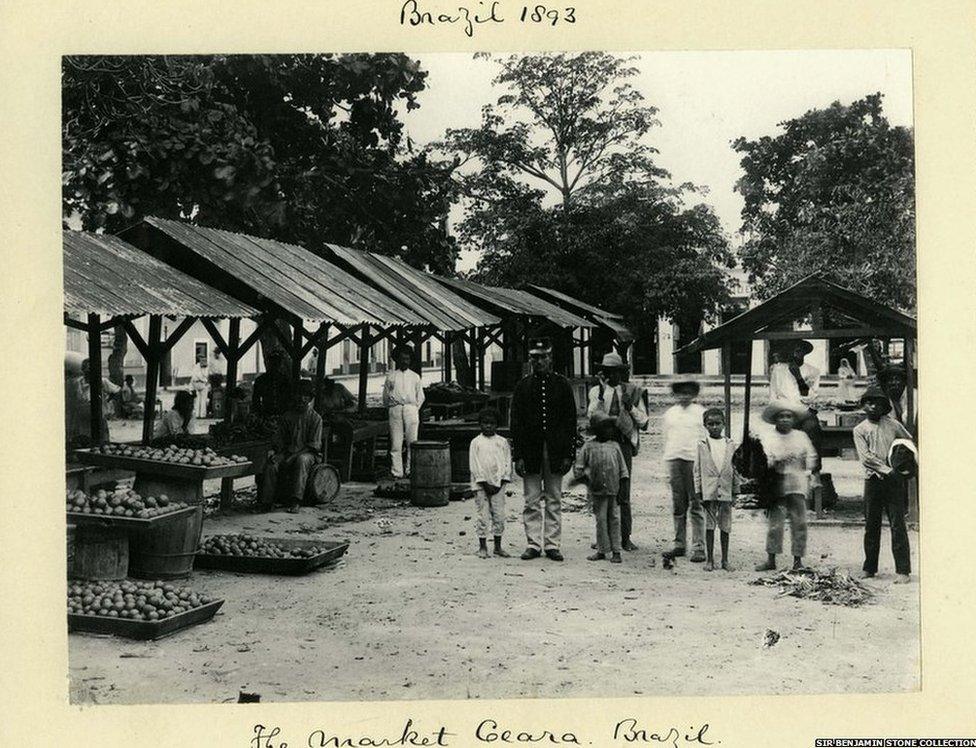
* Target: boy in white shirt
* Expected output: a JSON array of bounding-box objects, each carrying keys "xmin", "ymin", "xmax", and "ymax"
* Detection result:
[
  {"xmin": 383, "ymin": 345, "xmax": 426, "ymax": 478},
  {"xmin": 663, "ymin": 379, "xmax": 706, "ymax": 560},
  {"xmin": 469, "ymin": 408, "xmax": 512, "ymax": 559}
]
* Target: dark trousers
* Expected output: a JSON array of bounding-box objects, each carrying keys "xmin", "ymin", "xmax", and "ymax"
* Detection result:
[
  {"xmin": 617, "ymin": 442, "xmax": 634, "ymax": 545},
  {"xmin": 799, "ymin": 409, "xmax": 823, "ymax": 472},
  {"xmin": 863, "ymin": 473, "xmax": 911, "ymax": 575}
]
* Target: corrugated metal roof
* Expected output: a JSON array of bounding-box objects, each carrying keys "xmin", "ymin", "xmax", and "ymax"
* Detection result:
[
  {"xmin": 326, "ymin": 244, "xmax": 500, "ymax": 331},
  {"xmin": 141, "ymin": 217, "xmax": 424, "ymax": 326},
  {"xmin": 63, "ymin": 230, "xmax": 258, "ymax": 318},
  {"xmin": 434, "ymin": 275, "xmax": 592, "ymax": 328},
  {"xmin": 527, "ymin": 284, "xmax": 625, "ymax": 320}
]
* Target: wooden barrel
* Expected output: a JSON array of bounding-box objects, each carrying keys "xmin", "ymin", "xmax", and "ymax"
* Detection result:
[
  {"xmin": 128, "ymin": 505, "xmax": 203, "ymax": 579},
  {"xmin": 410, "ymin": 441, "xmax": 451, "ymax": 507},
  {"xmin": 73, "ymin": 525, "xmax": 128, "ymax": 581},
  {"xmin": 305, "ymin": 463, "xmax": 341, "ymax": 505}
]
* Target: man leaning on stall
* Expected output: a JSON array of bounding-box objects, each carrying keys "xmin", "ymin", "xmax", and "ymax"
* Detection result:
[{"xmin": 260, "ymin": 379, "xmax": 323, "ymax": 513}]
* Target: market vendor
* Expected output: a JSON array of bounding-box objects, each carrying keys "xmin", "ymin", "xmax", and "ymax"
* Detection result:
[
  {"xmin": 768, "ymin": 340, "xmax": 823, "ymax": 473},
  {"xmin": 317, "ymin": 374, "xmax": 358, "ymax": 444},
  {"xmin": 877, "ymin": 363, "xmax": 918, "ymax": 434},
  {"xmin": 119, "ymin": 375, "xmax": 143, "ymax": 419},
  {"xmin": 154, "ymin": 390, "xmax": 197, "ymax": 439},
  {"xmin": 260, "ymin": 379, "xmax": 323, "ymax": 513},
  {"xmin": 383, "ymin": 345, "xmax": 425, "ymax": 478},
  {"xmin": 252, "ymin": 348, "xmax": 293, "ymax": 418},
  {"xmin": 586, "ymin": 351, "xmax": 649, "ymax": 551},
  {"xmin": 64, "ymin": 351, "xmax": 88, "ymax": 441},
  {"xmin": 80, "ymin": 357, "xmax": 120, "ymax": 443}
]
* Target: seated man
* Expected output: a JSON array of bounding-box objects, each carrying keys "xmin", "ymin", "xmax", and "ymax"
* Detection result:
[
  {"xmin": 260, "ymin": 379, "xmax": 322, "ymax": 513},
  {"xmin": 119, "ymin": 375, "xmax": 143, "ymax": 419}
]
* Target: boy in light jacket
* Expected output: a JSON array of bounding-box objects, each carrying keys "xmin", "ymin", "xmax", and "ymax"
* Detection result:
[{"xmin": 694, "ymin": 408, "xmax": 740, "ymax": 571}]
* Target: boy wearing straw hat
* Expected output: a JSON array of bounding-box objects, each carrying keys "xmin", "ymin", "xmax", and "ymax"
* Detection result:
[
  {"xmin": 854, "ymin": 386, "xmax": 914, "ymax": 582},
  {"xmin": 663, "ymin": 379, "xmax": 707, "ymax": 560},
  {"xmin": 755, "ymin": 400, "xmax": 817, "ymax": 572},
  {"xmin": 587, "ymin": 351, "xmax": 649, "ymax": 551}
]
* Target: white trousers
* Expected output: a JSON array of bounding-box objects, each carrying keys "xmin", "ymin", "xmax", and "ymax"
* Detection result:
[
  {"xmin": 522, "ymin": 444, "xmax": 564, "ymax": 551},
  {"xmin": 388, "ymin": 403, "xmax": 420, "ymax": 478},
  {"xmin": 193, "ymin": 386, "xmax": 208, "ymax": 418}
]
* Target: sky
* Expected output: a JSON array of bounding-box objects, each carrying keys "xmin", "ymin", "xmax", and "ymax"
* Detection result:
[{"xmin": 397, "ymin": 50, "xmax": 914, "ymax": 272}]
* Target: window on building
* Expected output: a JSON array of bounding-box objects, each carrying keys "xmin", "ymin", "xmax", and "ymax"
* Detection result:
[{"xmin": 194, "ymin": 340, "xmax": 209, "ymax": 363}]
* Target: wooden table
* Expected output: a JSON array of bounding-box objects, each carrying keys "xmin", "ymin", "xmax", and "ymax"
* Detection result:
[
  {"xmin": 329, "ymin": 420, "xmax": 389, "ymax": 482},
  {"xmin": 71, "ymin": 450, "xmax": 253, "ymax": 504}
]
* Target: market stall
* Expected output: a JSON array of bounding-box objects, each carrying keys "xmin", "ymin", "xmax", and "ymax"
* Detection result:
[{"xmin": 674, "ymin": 273, "xmax": 918, "ymax": 519}]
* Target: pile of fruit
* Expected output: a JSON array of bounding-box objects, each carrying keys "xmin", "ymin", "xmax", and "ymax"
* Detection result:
[
  {"xmin": 91, "ymin": 442, "xmax": 248, "ymax": 467},
  {"xmin": 199, "ymin": 534, "xmax": 324, "ymax": 559},
  {"xmin": 66, "ymin": 580, "xmax": 215, "ymax": 620},
  {"xmin": 65, "ymin": 488, "xmax": 190, "ymax": 518}
]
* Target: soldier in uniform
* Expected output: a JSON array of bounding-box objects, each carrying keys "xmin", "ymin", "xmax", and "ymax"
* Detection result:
[{"xmin": 510, "ymin": 335, "xmax": 578, "ymax": 561}]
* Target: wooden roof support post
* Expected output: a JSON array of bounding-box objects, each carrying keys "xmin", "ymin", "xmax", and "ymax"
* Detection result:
[
  {"xmin": 87, "ymin": 313, "xmax": 104, "ymax": 444},
  {"xmin": 443, "ymin": 329, "xmax": 453, "ymax": 383},
  {"xmin": 314, "ymin": 323, "xmax": 330, "ymax": 414},
  {"xmin": 905, "ymin": 336, "xmax": 918, "ymax": 525},
  {"xmin": 358, "ymin": 325, "xmax": 370, "ymax": 415},
  {"xmin": 224, "ymin": 318, "xmax": 241, "ymax": 422},
  {"xmin": 140, "ymin": 315, "xmax": 163, "ymax": 445},
  {"xmin": 412, "ymin": 327, "xmax": 424, "ymax": 376},
  {"xmin": 742, "ymin": 339, "xmax": 753, "ymax": 444},
  {"xmin": 292, "ymin": 321, "xmax": 304, "ymax": 383},
  {"xmin": 477, "ymin": 327, "xmax": 487, "ymax": 390},
  {"xmin": 722, "ymin": 341, "xmax": 732, "ymax": 430}
]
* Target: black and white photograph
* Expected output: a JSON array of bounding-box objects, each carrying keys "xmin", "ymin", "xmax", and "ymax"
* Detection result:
[{"xmin": 61, "ymin": 49, "xmax": 919, "ymax": 705}]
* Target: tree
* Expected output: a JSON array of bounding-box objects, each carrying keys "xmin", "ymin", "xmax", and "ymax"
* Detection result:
[
  {"xmin": 63, "ymin": 54, "xmax": 458, "ymax": 378},
  {"xmin": 439, "ymin": 52, "xmax": 732, "ymax": 329},
  {"xmin": 733, "ymin": 93, "xmax": 916, "ymax": 310}
]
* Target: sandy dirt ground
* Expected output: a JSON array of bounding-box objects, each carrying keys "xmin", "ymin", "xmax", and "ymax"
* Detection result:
[{"xmin": 69, "ymin": 391, "xmax": 920, "ymax": 704}]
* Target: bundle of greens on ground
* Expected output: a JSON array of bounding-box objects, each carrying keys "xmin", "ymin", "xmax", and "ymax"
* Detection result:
[{"xmin": 750, "ymin": 567, "xmax": 875, "ymax": 607}]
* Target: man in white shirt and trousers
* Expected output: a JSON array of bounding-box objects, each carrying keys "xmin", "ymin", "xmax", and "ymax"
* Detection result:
[
  {"xmin": 768, "ymin": 339, "xmax": 824, "ymax": 503},
  {"xmin": 189, "ymin": 354, "xmax": 210, "ymax": 419},
  {"xmin": 383, "ymin": 345, "xmax": 425, "ymax": 478}
]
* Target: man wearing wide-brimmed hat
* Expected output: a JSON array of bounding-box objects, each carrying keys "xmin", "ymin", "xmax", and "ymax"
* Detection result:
[
  {"xmin": 261, "ymin": 379, "xmax": 323, "ymax": 513},
  {"xmin": 510, "ymin": 334, "xmax": 578, "ymax": 561},
  {"xmin": 877, "ymin": 363, "xmax": 918, "ymax": 434},
  {"xmin": 769, "ymin": 339, "xmax": 824, "ymax": 481},
  {"xmin": 853, "ymin": 386, "xmax": 914, "ymax": 582},
  {"xmin": 587, "ymin": 351, "xmax": 649, "ymax": 551}
]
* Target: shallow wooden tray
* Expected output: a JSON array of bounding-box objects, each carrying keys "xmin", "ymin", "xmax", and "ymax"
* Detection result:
[
  {"xmin": 66, "ymin": 505, "xmax": 198, "ymax": 529},
  {"xmin": 72, "ymin": 449, "xmax": 252, "ymax": 480},
  {"xmin": 67, "ymin": 599, "xmax": 224, "ymax": 640},
  {"xmin": 194, "ymin": 538, "xmax": 349, "ymax": 575}
]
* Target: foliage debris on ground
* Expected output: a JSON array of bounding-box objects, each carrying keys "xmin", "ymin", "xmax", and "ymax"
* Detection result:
[{"xmin": 750, "ymin": 567, "xmax": 875, "ymax": 607}]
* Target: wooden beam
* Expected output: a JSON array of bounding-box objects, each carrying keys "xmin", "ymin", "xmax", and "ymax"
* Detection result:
[
  {"xmin": 141, "ymin": 316, "xmax": 163, "ymax": 444},
  {"xmin": 119, "ymin": 319, "xmax": 150, "ymax": 360},
  {"xmin": 314, "ymin": 328, "xmax": 328, "ymax": 414},
  {"xmin": 235, "ymin": 317, "xmax": 269, "ymax": 361},
  {"xmin": 64, "ymin": 313, "xmax": 89, "ymax": 332},
  {"xmin": 443, "ymin": 330, "xmax": 453, "ymax": 383},
  {"xmin": 301, "ymin": 322, "xmax": 331, "ymax": 358},
  {"xmin": 752, "ymin": 328, "xmax": 897, "ymax": 341},
  {"xmin": 358, "ymin": 324, "xmax": 370, "ymax": 414},
  {"xmin": 200, "ymin": 318, "xmax": 230, "ymax": 357},
  {"xmin": 722, "ymin": 341, "xmax": 732, "ymax": 429},
  {"xmin": 742, "ymin": 341, "xmax": 753, "ymax": 444},
  {"xmin": 224, "ymin": 318, "xmax": 241, "ymax": 421},
  {"xmin": 161, "ymin": 317, "xmax": 197, "ymax": 354},
  {"xmin": 87, "ymin": 313, "xmax": 104, "ymax": 443},
  {"xmin": 292, "ymin": 321, "xmax": 304, "ymax": 381}
]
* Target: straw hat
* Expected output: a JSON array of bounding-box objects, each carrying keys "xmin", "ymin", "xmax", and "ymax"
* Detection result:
[
  {"xmin": 597, "ymin": 352, "xmax": 627, "ymax": 371},
  {"xmin": 761, "ymin": 399, "xmax": 808, "ymax": 424},
  {"xmin": 671, "ymin": 379, "xmax": 700, "ymax": 396}
]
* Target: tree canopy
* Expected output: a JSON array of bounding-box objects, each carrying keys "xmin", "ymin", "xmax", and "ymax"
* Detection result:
[
  {"xmin": 733, "ymin": 93, "xmax": 916, "ymax": 310},
  {"xmin": 62, "ymin": 54, "xmax": 458, "ymax": 272},
  {"xmin": 439, "ymin": 52, "xmax": 733, "ymax": 329}
]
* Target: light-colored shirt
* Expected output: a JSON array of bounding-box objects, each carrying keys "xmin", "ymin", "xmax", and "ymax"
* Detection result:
[
  {"xmin": 707, "ymin": 436, "xmax": 727, "ymax": 468},
  {"xmin": 190, "ymin": 363, "xmax": 209, "ymax": 389},
  {"xmin": 853, "ymin": 415, "xmax": 913, "ymax": 478},
  {"xmin": 760, "ymin": 428, "xmax": 818, "ymax": 496},
  {"xmin": 587, "ymin": 382, "xmax": 649, "ymax": 451},
  {"xmin": 769, "ymin": 362, "xmax": 820, "ymax": 408},
  {"xmin": 662, "ymin": 403, "xmax": 706, "ymax": 461},
  {"xmin": 469, "ymin": 433, "xmax": 512, "ymax": 489},
  {"xmin": 382, "ymin": 367, "xmax": 425, "ymax": 408},
  {"xmin": 579, "ymin": 439, "xmax": 629, "ymax": 497}
]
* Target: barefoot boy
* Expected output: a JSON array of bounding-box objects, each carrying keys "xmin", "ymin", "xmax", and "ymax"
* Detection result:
[
  {"xmin": 578, "ymin": 413, "xmax": 629, "ymax": 564},
  {"xmin": 755, "ymin": 401, "xmax": 817, "ymax": 572},
  {"xmin": 469, "ymin": 408, "xmax": 512, "ymax": 559},
  {"xmin": 693, "ymin": 408, "xmax": 740, "ymax": 571},
  {"xmin": 854, "ymin": 386, "xmax": 914, "ymax": 583}
]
